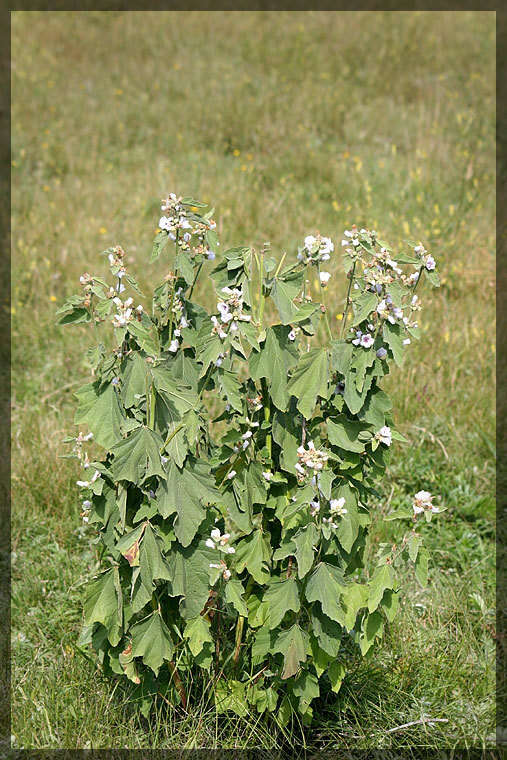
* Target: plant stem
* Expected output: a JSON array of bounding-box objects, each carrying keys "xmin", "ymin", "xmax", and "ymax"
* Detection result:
[
  {"xmin": 232, "ymin": 576, "xmax": 255, "ymax": 669},
  {"xmin": 261, "ymin": 377, "xmax": 271, "ymax": 460},
  {"xmin": 317, "ymin": 263, "xmax": 333, "ymax": 343},
  {"xmin": 188, "ymin": 261, "xmax": 203, "ymax": 299},
  {"xmin": 340, "ymin": 261, "xmax": 356, "ymax": 338},
  {"xmin": 258, "ymin": 251, "xmax": 265, "ymax": 328},
  {"xmin": 167, "ymin": 661, "xmax": 187, "ymax": 710}
]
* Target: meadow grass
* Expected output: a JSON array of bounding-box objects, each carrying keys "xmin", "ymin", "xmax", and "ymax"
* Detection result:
[{"xmin": 11, "ymin": 10, "xmax": 496, "ymax": 752}]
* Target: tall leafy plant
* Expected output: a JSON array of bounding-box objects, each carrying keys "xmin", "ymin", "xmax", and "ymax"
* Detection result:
[{"xmin": 60, "ymin": 194, "xmax": 442, "ymax": 721}]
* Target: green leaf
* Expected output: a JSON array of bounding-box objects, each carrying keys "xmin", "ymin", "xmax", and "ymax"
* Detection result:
[
  {"xmin": 139, "ymin": 523, "xmax": 172, "ymax": 589},
  {"xmin": 224, "ymin": 579, "xmax": 248, "ymax": 617},
  {"xmin": 151, "ymin": 230, "xmax": 169, "ymax": 260},
  {"xmin": 83, "ymin": 569, "xmax": 122, "ymax": 646},
  {"xmin": 74, "ymin": 382, "xmax": 125, "ymax": 450},
  {"xmin": 150, "ymin": 366, "xmax": 198, "ymax": 414},
  {"xmin": 195, "ymin": 324, "xmax": 224, "ymax": 375},
  {"xmin": 351, "ymin": 292, "xmax": 378, "ymax": 326},
  {"xmin": 383, "ymin": 322, "xmax": 405, "ymax": 366},
  {"xmin": 291, "ymin": 669, "xmax": 319, "ymax": 714},
  {"xmin": 265, "ymin": 577, "xmax": 300, "ymax": 629},
  {"xmin": 287, "ymin": 347, "xmax": 329, "ymax": 419},
  {"xmin": 330, "ymin": 340, "xmax": 354, "ymax": 376},
  {"xmin": 166, "ymin": 539, "xmax": 214, "ymax": 619},
  {"xmin": 341, "ymin": 583, "xmax": 368, "ymax": 630},
  {"xmin": 249, "ymin": 325, "xmax": 299, "ymax": 411},
  {"xmin": 128, "ymin": 319, "xmax": 160, "ymax": 358},
  {"xmin": 292, "ymin": 522, "xmax": 319, "ymax": 579},
  {"xmin": 176, "ymin": 250, "xmax": 195, "ymax": 286},
  {"xmin": 156, "ymin": 458, "xmax": 220, "ymax": 547},
  {"xmin": 272, "ymin": 404, "xmax": 301, "ymax": 474},
  {"xmin": 120, "ymin": 353, "xmax": 148, "ymax": 409},
  {"xmin": 216, "ymin": 368, "xmax": 243, "ymax": 413},
  {"xmin": 215, "ymin": 680, "xmax": 248, "ymax": 717},
  {"xmin": 359, "ymin": 610, "xmax": 384, "ymax": 655},
  {"xmin": 381, "ymin": 588, "xmax": 400, "ymax": 623},
  {"xmin": 109, "ymin": 427, "xmax": 165, "ymax": 484},
  {"xmin": 368, "ymin": 564, "xmax": 395, "ymax": 613},
  {"xmin": 115, "ymin": 523, "xmax": 146, "ymax": 566},
  {"xmin": 328, "ymin": 415, "xmax": 369, "ymax": 453},
  {"xmin": 130, "ymin": 611, "xmax": 174, "ymax": 675},
  {"xmin": 272, "ymin": 624, "xmax": 309, "ymax": 680},
  {"xmin": 270, "ymin": 269, "xmax": 304, "ymax": 324},
  {"xmin": 328, "ymin": 661, "xmax": 346, "ymax": 693},
  {"xmin": 183, "ymin": 615, "xmax": 213, "ymax": 657},
  {"xmin": 408, "ymin": 533, "xmax": 422, "ymax": 563},
  {"xmin": 305, "ymin": 563, "xmax": 346, "ymax": 624},
  {"xmin": 234, "ymin": 529, "xmax": 272, "ymax": 584},
  {"xmin": 310, "ymin": 603, "xmax": 342, "ymax": 657}
]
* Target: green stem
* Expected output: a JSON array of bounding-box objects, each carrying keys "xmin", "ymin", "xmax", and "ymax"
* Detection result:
[
  {"xmin": 340, "ymin": 261, "xmax": 357, "ymax": 338},
  {"xmin": 261, "ymin": 377, "xmax": 271, "ymax": 460},
  {"xmin": 188, "ymin": 261, "xmax": 203, "ymax": 299},
  {"xmin": 258, "ymin": 251, "xmax": 265, "ymax": 329},
  {"xmin": 232, "ymin": 576, "xmax": 255, "ymax": 669},
  {"xmin": 317, "ymin": 263, "xmax": 333, "ymax": 343}
]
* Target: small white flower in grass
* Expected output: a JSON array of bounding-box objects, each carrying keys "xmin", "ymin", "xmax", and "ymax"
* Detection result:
[
  {"xmin": 375, "ymin": 426, "xmax": 392, "ymax": 446},
  {"xmin": 227, "ymin": 470, "xmax": 236, "ymax": 480},
  {"xmin": 319, "ymin": 271, "xmax": 331, "ymax": 286},
  {"xmin": 360, "ymin": 333, "xmax": 374, "ymax": 348},
  {"xmin": 403, "ymin": 338, "xmax": 411, "ymax": 345},
  {"xmin": 263, "ymin": 471, "xmax": 272, "ymax": 481},
  {"xmin": 412, "ymin": 490, "xmax": 438, "ymax": 514},
  {"xmin": 168, "ymin": 339, "xmax": 179, "ymax": 353}
]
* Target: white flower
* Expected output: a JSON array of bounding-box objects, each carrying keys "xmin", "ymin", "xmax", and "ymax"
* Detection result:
[
  {"xmin": 412, "ymin": 490, "xmax": 438, "ymax": 514},
  {"xmin": 180, "ymin": 316, "xmax": 189, "ymax": 328},
  {"xmin": 375, "ymin": 426, "xmax": 392, "ymax": 446},
  {"xmin": 223, "ymin": 568, "xmax": 232, "ymax": 581},
  {"xmin": 310, "ymin": 500, "xmax": 320, "ymax": 516},
  {"xmin": 319, "ymin": 271, "xmax": 331, "ymax": 286},
  {"xmin": 341, "ymin": 239, "xmax": 350, "ymax": 247},
  {"xmin": 403, "ymin": 338, "xmax": 411, "ymax": 345},
  {"xmin": 168, "ymin": 339, "xmax": 179, "ymax": 353},
  {"xmin": 205, "ymin": 538, "xmax": 216, "ymax": 549},
  {"xmin": 76, "ymin": 480, "xmax": 89, "ymax": 488},
  {"xmin": 329, "ymin": 497, "xmax": 347, "ymax": 516},
  {"xmin": 82, "ymin": 500, "xmax": 92, "ymax": 508},
  {"xmin": 159, "ymin": 216, "xmax": 171, "ymax": 231},
  {"xmin": 227, "ymin": 470, "xmax": 236, "ymax": 480},
  {"xmin": 207, "ymin": 250, "xmax": 216, "ymax": 260},
  {"xmin": 304, "ymin": 234, "xmax": 318, "ymax": 253},
  {"xmin": 425, "ymin": 255, "xmax": 436, "ymax": 271},
  {"xmin": 210, "ymin": 528, "xmax": 221, "ymax": 542},
  {"xmin": 360, "ymin": 333, "xmax": 374, "ymax": 348},
  {"xmin": 242, "ymin": 431, "xmax": 253, "ymax": 440},
  {"xmin": 288, "ymin": 329, "xmax": 296, "ymax": 341},
  {"xmin": 173, "ymin": 329, "xmax": 181, "ymax": 337},
  {"xmin": 263, "ymin": 471, "xmax": 272, "ymax": 481},
  {"xmin": 320, "ymin": 236, "xmax": 334, "ymax": 255},
  {"xmin": 295, "ymin": 463, "xmax": 305, "ymax": 475}
]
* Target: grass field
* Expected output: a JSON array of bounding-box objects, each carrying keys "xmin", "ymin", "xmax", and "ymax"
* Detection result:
[{"xmin": 11, "ymin": 10, "xmax": 496, "ymax": 752}]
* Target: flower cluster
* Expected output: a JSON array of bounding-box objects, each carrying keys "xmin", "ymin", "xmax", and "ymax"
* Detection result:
[
  {"xmin": 352, "ymin": 329, "xmax": 375, "ymax": 348},
  {"xmin": 322, "ymin": 497, "xmax": 348, "ymax": 530},
  {"xmin": 111, "ymin": 296, "xmax": 143, "ymax": 329},
  {"xmin": 205, "ymin": 528, "xmax": 235, "ymax": 554},
  {"xmin": 211, "ymin": 287, "xmax": 251, "ymax": 340},
  {"xmin": 298, "ymin": 234, "xmax": 334, "ymax": 265},
  {"xmin": 412, "ymin": 490, "xmax": 439, "ymax": 515},
  {"xmin": 158, "ymin": 193, "xmax": 217, "ymax": 260},
  {"xmin": 414, "ymin": 244, "xmax": 436, "ymax": 271},
  {"xmin": 295, "ymin": 441, "xmax": 329, "ymax": 481}
]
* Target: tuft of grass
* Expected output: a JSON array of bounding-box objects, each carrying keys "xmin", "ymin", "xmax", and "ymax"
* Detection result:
[{"xmin": 11, "ymin": 10, "xmax": 495, "ymax": 751}]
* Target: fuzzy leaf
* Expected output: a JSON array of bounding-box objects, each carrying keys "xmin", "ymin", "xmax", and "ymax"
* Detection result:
[
  {"xmin": 328, "ymin": 415, "xmax": 369, "ymax": 453},
  {"xmin": 109, "ymin": 427, "xmax": 165, "ymax": 484},
  {"xmin": 351, "ymin": 292, "xmax": 378, "ymax": 326},
  {"xmin": 341, "ymin": 582, "xmax": 369, "ymax": 630},
  {"xmin": 292, "ymin": 522, "xmax": 319, "ymax": 579},
  {"xmin": 139, "ymin": 523, "xmax": 172, "ymax": 588},
  {"xmin": 310, "ymin": 603, "xmax": 342, "ymax": 657},
  {"xmin": 225, "ymin": 579, "xmax": 249, "ymax": 617},
  {"xmin": 328, "ymin": 661, "xmax": 346, "ymax": 693},
  {"xmin": 234, "ymin": 529, "xmax": 271, "ymax": 584},
  {"xmin": 291, "ymin": 669, "xmax": 320, "ymax": 713},
  {"xmin": 368, "ymin": 564, "xmax": 395, "ymax": 613},
  {"xmin": 183, "ymin": 615, "xmax": 213, "ymax": 657},
  {"xmin": 249, "ymin": 325, "xmax": 299, "ymax": 411},
  {"xmin": 166, "ymin": 539, "xmax": 214, "ymax": 619},
  {"xmin": 156, "ymin": 458, "xmax": 220, "ymax": 547},
  {"xmin": 305, "ymin": 562, "xmax": 346, "ymax": 624},
  {"xmin": 272, "ymin": 624, "xmax": 309, "ymax": 680},
  {"xmin": 265, "ymin": 577, "xmax": 300, "ymax": 629},
  {"xmin": 287, "ymin": 347, "xmax": 329, "ymax": 419},
  {"xmin": 74, "ymin": 382, "xmax": 126, "ymax": 450},
  {"xmin": 130, "ymin": 611, "xmax": 174, "ymax": 675},
  {"xmin": 83, "ymin": 568, "xmax": 122, "ymax": 646}
]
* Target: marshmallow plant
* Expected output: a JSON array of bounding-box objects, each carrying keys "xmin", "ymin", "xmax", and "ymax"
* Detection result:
[{"xmin": 59, "ymin": 195, "xmax": 442, "ymax": 722}]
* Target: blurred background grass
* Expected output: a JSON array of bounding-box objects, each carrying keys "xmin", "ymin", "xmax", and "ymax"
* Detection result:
[{"xmin": 11, "ymin": 10, "xmax": 496, "ymax": 751}]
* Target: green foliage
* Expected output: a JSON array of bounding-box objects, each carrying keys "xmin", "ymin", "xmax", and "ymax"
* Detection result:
[{"xmin": 62, "ymin": 195, "xmax": 440, "ymax": 721}]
